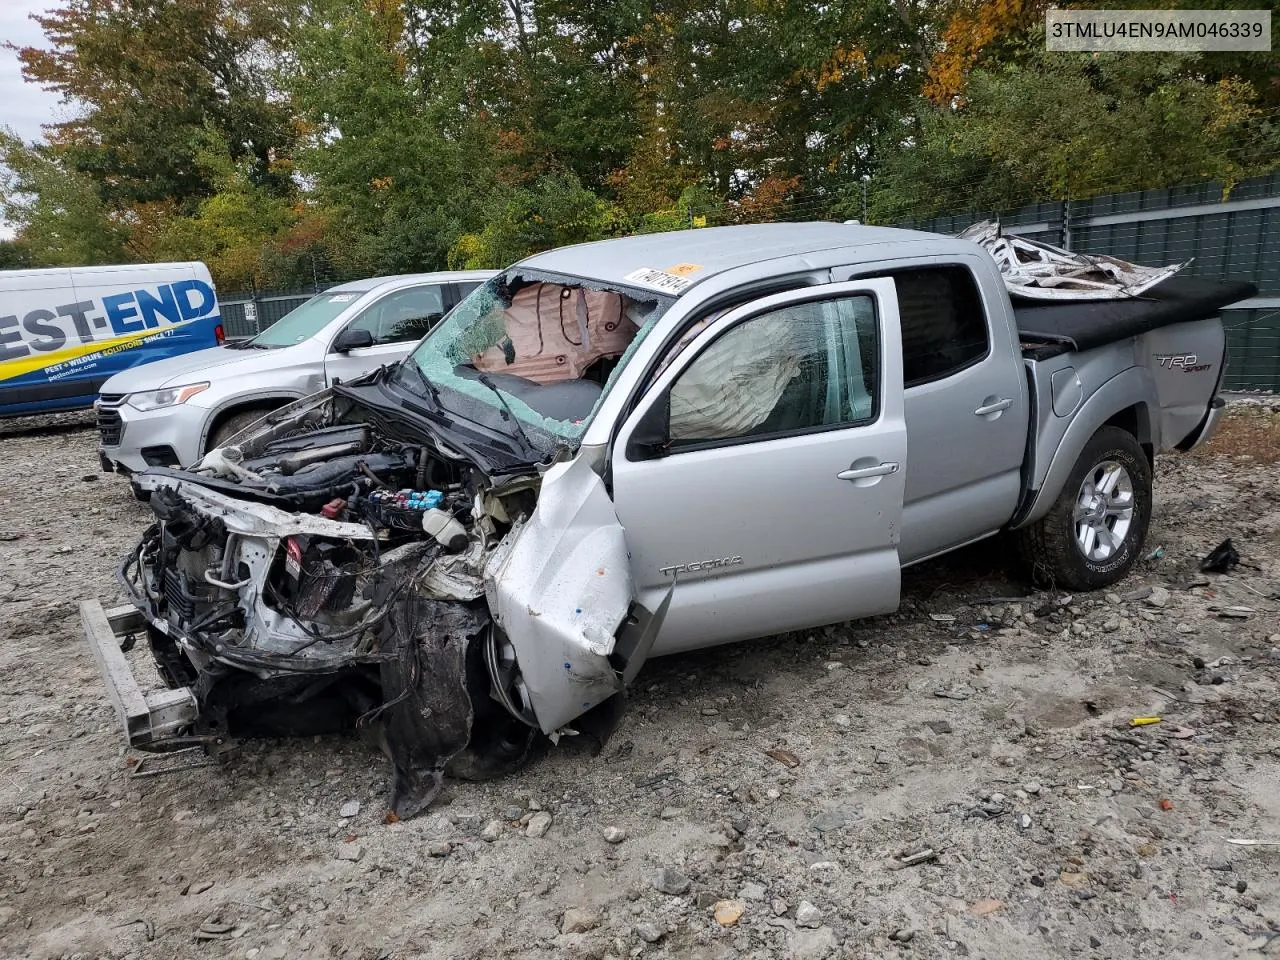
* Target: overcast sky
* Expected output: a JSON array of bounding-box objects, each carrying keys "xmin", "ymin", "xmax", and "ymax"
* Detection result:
[
  {"xmin": 1, "ymin": 1, "xmax": 66, "ymax": 144},
  {"xmin": 0, "ymin": 1, "xmax": 67, "ymax": 239}
]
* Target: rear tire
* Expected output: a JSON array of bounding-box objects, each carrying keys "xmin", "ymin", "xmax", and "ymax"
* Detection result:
[{"xmin": 1015, "ymin": 426, "xmax": 1151, "ymax": 591}]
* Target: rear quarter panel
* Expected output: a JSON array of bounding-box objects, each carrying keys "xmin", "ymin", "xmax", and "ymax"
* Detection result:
[
  {"xmin": 1018, "ymin": 343, "xmax": 1159, "ymax": 527},
  {"xmin": 1140, "ymin": 317, "xmax": 1226, "ymax": 449},
  {"xmin": 1018, "ymin": 317, "xmax": 1226, "ymax": 527}
]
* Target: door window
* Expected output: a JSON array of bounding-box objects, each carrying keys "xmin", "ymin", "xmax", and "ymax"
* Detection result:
[
  {"xmin": 345, "ymin": 285, "xmax": 446, "ymax": 345},
  {"xmin": 662, "ymin": 294, "xmax": 878, "ymax": 449},
  {"xmin": 889, "ymin": 266, "xmax": 988, "ymax": 387}
]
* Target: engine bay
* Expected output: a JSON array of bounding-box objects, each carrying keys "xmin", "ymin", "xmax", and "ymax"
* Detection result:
[{"xmin": 119, "ymin": 392, "xmax": 549, "ymax": 817}]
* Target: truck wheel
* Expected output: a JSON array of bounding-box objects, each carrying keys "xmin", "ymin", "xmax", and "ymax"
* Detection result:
[
  {"xmin": 1016, "ymin": 426, "xmax": 1152, "ymax": 591},
  {"xmin": 207, "ymin": 408, "xmax": 271, "ymax": 452}
]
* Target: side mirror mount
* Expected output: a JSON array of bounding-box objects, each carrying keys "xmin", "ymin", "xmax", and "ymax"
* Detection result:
[
  {"xmin": 332, "ymin": 327, "xmax": 375, "ymax": 353},
  {"xmin": 626, "ymin": 393, "xmax": 671, "ymax": 461}
]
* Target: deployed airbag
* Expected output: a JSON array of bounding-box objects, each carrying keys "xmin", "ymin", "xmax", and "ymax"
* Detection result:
[{"xmin": 473, "ymin": 284, "xmax": 639, "ymax": 383}]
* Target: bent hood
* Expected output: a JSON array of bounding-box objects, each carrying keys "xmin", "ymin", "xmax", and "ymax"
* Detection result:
[{"xmin": 101, "ymin": 343, "xmax": 309, "ymax": 394}]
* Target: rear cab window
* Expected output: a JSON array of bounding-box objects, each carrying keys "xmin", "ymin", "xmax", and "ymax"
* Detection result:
[{"xmin": 887, "ymin": 266, "xmax": 989, "ymax": 387}]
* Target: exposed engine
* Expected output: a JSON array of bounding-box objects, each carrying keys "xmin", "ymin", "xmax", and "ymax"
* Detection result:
[{"xmin": 119, "ymin": 394, "xmax": 543, "ymax": 817}]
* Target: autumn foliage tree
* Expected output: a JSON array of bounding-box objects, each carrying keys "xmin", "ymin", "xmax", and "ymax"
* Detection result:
[
  {"xmin": 16, "ymin": 0, "xmax": 297, "ymax": 207},
  {"xmin": 1, "ymin": 0, "xmax": 1276, "ymax": 283}
]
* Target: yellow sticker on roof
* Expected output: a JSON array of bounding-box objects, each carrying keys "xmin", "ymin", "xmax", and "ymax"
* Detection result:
[
  {"xmin": 663, "ymin": 263, "xmax": 704, "ymax": 277},
  {"xmin": 623, "ymin": 267, "xmax": 695, "ymax": 294}
]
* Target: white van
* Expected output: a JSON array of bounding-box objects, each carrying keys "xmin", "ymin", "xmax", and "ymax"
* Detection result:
[{"xmin": 0, "ymin": 262, "xmax": 222, "ymax": 417}]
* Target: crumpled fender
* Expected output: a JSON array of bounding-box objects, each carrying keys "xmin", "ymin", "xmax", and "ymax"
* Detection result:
[{"xmin": 484, "ymin": 457, "xmax": 634, "ymax": 734}]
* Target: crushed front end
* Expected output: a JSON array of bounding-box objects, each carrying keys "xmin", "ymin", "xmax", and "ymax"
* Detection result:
[{"xmin": 89, "ymin": 386, "xmax": 651, "ymax": 817}]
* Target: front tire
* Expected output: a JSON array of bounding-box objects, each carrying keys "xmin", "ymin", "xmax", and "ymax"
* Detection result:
[
  {"xmin": 207, "ymin": 407, "xmax": 272, "ymax": 452},
  {"xmin": 1016, "ymin": 426, "xmax": 1152, "ymax": 591}
]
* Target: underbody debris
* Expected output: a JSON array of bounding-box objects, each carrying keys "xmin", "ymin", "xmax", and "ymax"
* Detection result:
[{"xmin": 960, "ymin": 220, "xmax": 1188, "ymax": 300}]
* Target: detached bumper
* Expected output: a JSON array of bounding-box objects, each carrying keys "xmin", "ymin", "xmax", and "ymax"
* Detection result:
[{"xmin": 79, "ymin": 599, "xmax": 198, "ymax": 748}]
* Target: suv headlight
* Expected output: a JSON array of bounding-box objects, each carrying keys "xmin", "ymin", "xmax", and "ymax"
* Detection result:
[{"xmin": 126, "ymin": 382, "xmax": 210, "ymax": 412}]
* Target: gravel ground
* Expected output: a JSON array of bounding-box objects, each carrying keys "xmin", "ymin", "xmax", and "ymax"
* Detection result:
[{"xmin": 1, "ymin": 409, "xmax": 1278, "ymax": 960}]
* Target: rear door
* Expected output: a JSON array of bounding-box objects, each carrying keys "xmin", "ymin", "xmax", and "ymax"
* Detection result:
[
  {"xmin": 324, "ymin": 283, "xmax": 448, "ymax": 385},
  {"xmin": 832, "ymin": 261, "xmax": 1028, "ymax": 563},
  {"xmin": 609, "ymin": 279, "xmax": 906, "ymax": 655}
]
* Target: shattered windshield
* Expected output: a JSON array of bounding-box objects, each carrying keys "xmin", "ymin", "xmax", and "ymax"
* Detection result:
[{"xmin": 406, "ymin": 272, "xmax": 671, "ymax": 456}]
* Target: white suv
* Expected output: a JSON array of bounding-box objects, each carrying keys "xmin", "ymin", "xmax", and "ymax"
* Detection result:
[{"xmin": 96, "ymin": 271, "xmax": 494, "ymax": 473}]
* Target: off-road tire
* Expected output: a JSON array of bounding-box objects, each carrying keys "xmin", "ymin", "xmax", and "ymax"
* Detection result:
[{"xmin": 1015, "ymin": 426, "xmax": 1152, "ymax": 591}]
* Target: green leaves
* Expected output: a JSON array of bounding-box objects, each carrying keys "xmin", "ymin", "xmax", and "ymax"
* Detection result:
[
  {"xmin": 868, "ymin": 50, "xmax": 1279, "ymax": 221},
  {"xmin": 5, "ymin": 0, "xmax": 1275, "ymax": 283},
  {"xmin": 448, "ymin": 173, "xmax": 626, "ymax": 269},
  {"xmin": 0, "ymin": 131, "xmax": 129, "ymax": 267}
]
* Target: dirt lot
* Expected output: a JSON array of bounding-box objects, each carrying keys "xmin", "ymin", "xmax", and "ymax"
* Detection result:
[{"xmin": 1, "ymin": 407, "xmax": 1278, "ymax": 960}]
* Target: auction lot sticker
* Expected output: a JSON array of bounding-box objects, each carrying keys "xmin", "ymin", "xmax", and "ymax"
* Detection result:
[{"xmin": 623, "ymin": 267, "xmax": 700, "ymax": 294}]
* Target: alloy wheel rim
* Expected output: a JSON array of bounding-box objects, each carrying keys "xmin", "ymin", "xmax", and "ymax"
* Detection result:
[{"xmin": 1073, "ymin": 460, "xmax": 1134, "ymax": 562}]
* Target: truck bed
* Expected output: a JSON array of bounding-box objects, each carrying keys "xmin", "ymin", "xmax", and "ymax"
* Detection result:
[{"xmin": 1015, "ymin": 276, "xmax": 1256, "ymax": 357}]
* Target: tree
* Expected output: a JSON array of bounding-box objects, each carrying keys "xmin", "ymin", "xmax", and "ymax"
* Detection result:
[
  {"xmin": 0, "ymin": 239, "xmax": 35, "ymax": 269},
  {"xmin": 448, "ymin": 173, "xmax": 625, "ymax": 268},
  {"xmin": 864, "ymin": 50, "xmax": 1280, "ymax": 223},
  {"xmin": 0, "ymin": 131, "xmax": 129, "ymax": 266},
  {"xmin": 285, "ymin": 0, "xmax": 473, "ymax": 274},
  {"xmin": 149, "ymin": 135, "xmax": 303, "ymax": 288},
  {"xmin": 16, "ymin": 0, "xmax": 297, "ymax": 209},
  {"xmin": 922, "ymin": 0, "xmax": 1051, "ymax": 105}
]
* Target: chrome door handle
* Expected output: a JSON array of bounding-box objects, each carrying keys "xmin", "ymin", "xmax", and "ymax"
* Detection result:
[
  {"xmin": 974, "ymin": 398, "xmax": 1013, "ymax": 416},
  {"xmin": 837, "ymin": 462, "xmax": 899, "ymax": 481}
]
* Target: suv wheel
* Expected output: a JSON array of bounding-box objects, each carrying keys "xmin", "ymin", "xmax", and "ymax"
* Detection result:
[{"xmin": 207, "ymin": 408, "xmax": 272, "ymax": 452}]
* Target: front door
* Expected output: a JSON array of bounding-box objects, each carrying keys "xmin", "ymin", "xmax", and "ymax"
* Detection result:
[
  {"xmin": 324, "ymin": 283, "xmax": 448, "ymax": 385},
  {"xmin": 610, "ymin": 279, "xmax": 907, "ymax": 655}
]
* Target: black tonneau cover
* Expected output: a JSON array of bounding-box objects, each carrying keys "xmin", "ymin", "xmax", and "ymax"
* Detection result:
[{"xmin": 1015, "ymin": 276, "xmax": 1257, "ymax": 354}]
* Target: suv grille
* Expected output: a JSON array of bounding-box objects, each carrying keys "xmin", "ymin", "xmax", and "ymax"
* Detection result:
[{"xmin": 97, "ymin": 408, "xmax": 123, "ymax": 447}]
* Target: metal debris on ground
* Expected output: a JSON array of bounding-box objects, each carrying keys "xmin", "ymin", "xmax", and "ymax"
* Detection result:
[
  {"xmin": 1130, "ymin": 717, "xmax": 1162, "ymax": 727},
  {"xmin": 127, "ymin": 748, "xmax": 219, "ymax": 778}
]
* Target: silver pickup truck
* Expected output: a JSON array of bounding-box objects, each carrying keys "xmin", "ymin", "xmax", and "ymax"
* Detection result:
[{"xmin": 82, "ymin": 223, "xmax": 1254, "ymax": 816}]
